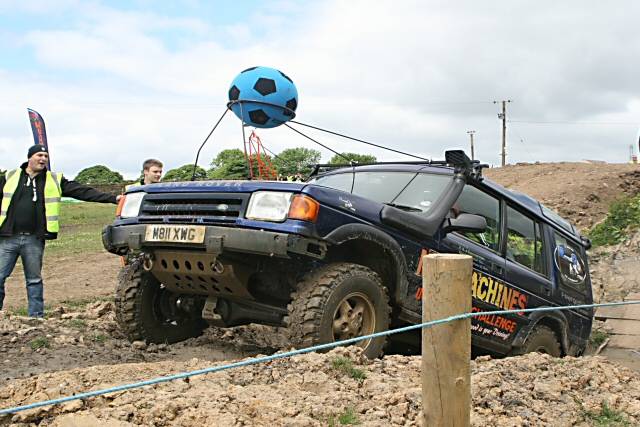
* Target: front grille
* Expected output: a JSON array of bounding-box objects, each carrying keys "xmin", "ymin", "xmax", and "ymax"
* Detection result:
[{"xmin": 139, "ymin": 193, "xmax": 249, "ymax": 223}]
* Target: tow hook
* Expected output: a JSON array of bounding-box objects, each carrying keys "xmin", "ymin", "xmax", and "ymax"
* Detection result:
[
  {"xmin": 211, "ymin": 260, "xmax": 224, "ymax": 274},
  {"xmin": 142, "ymin": 253, "xmax": 154, "ymax": 271}
]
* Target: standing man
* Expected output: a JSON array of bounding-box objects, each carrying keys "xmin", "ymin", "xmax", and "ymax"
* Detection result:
[
  {"xmin": 0, "ymin": 145, "xmax": 122, "ymax": 317},
  {"xmin": 126, "ymin": 159, "xmax": 163, "ymax": 191}
]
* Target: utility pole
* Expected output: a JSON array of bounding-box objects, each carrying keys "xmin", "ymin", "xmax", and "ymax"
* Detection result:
[
  {"xmin": 467, "ymin": 130, "xmax": 475, "ymax": 160},
  {"xmin": 494, "ymin": 100, "xmax": 511, "ymax": 166}
]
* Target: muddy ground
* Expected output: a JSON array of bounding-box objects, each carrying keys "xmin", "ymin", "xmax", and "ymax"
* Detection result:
[
  {"xmin": 2, "ymin": 253, "xmax": 118, "ymax": 311},
  {"xmin": 1, "ymin": 342, "xmax": 639, "ymax": 426},
  {"xmin": 0, "ymin": 302, "xmax": 290, "ymax": 382}
]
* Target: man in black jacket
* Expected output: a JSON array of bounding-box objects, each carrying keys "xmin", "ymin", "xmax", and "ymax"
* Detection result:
[{"xmin": 0, "ymin": 145, "xmax": 122, "ymax": 317}]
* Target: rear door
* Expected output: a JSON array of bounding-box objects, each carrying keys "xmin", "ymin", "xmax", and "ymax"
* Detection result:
[{"xmin": 550, "ymin": 230, "xmax": 593, "ymax": 349}]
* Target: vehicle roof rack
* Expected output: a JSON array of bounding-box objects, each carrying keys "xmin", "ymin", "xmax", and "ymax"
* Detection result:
[{"xmin": 308, "ymin": 150, "xmax": 488, "ymax": 181}]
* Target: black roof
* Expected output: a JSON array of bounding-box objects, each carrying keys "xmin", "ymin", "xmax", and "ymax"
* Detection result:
[{"xmin": 313, "ymin": 162, "xmax": 581, "ymax": 241}]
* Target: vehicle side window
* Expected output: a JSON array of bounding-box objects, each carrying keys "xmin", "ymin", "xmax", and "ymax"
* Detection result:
[
  {"xmin": 505, "ymin": 206, "xmax": 545, "ymax": 275},
  {"xmin": 352, "ymin": 172, "xmax": 418, "ymax": 204},
  {"xmin": 310, "ymin": 172, "xmax": 353, "ymax": 193},
  {"xmin": 391, "ymin": 172, "xmax": 453, "ymax": 214},
  {"xmin": 553, "ymin": 233, "xmax": 587, "ymax": 291},
  {"xmin": 454, "ymin": 185, "xmax": 500, "ymax": 252}
]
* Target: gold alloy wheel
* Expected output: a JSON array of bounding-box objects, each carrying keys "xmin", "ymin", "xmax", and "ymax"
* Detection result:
[{"xmin": 332, "ymin": 292, "xmax": 376, "ymax": 347}]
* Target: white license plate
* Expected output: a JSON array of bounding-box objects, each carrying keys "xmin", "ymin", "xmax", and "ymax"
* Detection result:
[{"xmin": 145, "ymin": 225, "xmax": 206, "ymax": 244}]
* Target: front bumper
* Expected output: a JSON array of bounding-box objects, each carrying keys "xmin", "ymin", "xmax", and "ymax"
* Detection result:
[{"xmin": 102, "ymin": 224, "xmax": 326, "ymax": 259}]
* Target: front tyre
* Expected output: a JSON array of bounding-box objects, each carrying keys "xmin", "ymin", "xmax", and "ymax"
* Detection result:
[
  {"xmin": 115, "ymin": 259, "xmax": 206, "ymax": 344},
  {"xmin": 286, "ymin": 263, "xmax": 390, "ymax": 358}
]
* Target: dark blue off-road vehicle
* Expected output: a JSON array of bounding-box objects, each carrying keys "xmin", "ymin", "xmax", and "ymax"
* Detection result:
[{"xmin": 103, "ymin": 151, "xmax": 593, "ymax": 358}]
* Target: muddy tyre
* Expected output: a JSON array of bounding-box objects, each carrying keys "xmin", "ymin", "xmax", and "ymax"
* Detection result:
[
  {"xmin": 511, "ymin": 325, "xmax": 561, "ymax": 357},
  {"xmin": 286, "ymin": 263, "xmax": 390, "ymax": 359},
  {"xmin": 115, "ymin": 259, "xmax": 206, "ymax": 344}
]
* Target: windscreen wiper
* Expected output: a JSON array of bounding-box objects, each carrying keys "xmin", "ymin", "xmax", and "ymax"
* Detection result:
[{"xmin": 385, "ymin": 203, "xmax": 422, "ymax": 212}]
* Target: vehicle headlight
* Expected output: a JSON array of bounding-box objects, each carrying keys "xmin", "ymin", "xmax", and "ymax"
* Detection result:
[
  {"xmin": 120, "ymin": 192, "xmax": 145, "ymax": 218},
  {"xmin": 246, "ymin": 191, "xmax": 293, "ymax": 222}
]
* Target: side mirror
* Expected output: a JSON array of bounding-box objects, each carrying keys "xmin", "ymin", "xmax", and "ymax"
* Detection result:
[{"xmin": 442, "ymin": 213, "xmax": 487, "ymax": 234}]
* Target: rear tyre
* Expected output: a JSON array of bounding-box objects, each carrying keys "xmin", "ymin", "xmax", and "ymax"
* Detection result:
[
  {"xmin": 511, "ymin": 325, "xmax": 561, "ymax": 357},
  {"xmin": 115, "ymin": 259, "xmax": 206, "ymax": 344},
  {"xmin": 286, "ymin": 263, "xmax": 390, "ymax": 359}
]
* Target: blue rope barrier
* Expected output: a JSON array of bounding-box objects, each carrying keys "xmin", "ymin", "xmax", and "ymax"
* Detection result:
[{"xmin": 1, "ymin": 299, "xmax": 638, "ymax": 416}]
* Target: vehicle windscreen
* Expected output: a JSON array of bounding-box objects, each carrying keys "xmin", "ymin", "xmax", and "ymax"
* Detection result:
[{"xmin": 310, "ymin": 171, "xmax": 452, "ymax": 214}]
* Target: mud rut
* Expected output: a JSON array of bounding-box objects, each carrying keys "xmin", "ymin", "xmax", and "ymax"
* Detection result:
[{"xmin": 0, "ymin": 302, "xmax": 288, "ymax": 383}]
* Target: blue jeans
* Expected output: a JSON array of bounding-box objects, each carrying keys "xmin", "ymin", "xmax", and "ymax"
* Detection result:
[{"xmin": 0, "ymin": 234, "xmax": 45, "ymax": 317}]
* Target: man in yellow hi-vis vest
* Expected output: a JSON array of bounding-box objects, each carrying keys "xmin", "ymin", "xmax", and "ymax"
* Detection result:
[{"xmin": 0, "ymin": 145, "xmax": 122, "ymax": 317}]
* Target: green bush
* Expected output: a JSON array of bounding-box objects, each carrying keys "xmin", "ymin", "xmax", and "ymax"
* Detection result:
[
  {"xmin": 589, "ymin": 195, "xmax": 640, "ymax": 247},
  {"xmin": 272, "ymin": 147, "xmax": 321, "ymax": 176},
  {"xmin": 329, "ymin": 152, "xmax": 377, "ymax": 165},
  {"xmin": 75, "ymin": 165, "xmax": 124, "ymax": 185},
  {"xmin": 163, "ymin": 164, "xmax": 207, "ymax": 182}
]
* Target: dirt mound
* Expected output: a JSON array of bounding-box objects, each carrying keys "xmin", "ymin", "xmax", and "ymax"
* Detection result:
[
  {"xmin": 590, "ymin": 231, "xmax": 640, "ymax": 303},
  {"xmin": 1, "ymin": 347, "xmax": 639, "ymax": 426},
  {"xmin": 485, "ymin": 162, "xmax": 640, "ymax": 230}
]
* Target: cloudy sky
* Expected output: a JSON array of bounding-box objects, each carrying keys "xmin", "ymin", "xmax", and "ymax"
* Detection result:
[{"xmin": 1, "ymin": 1, "xmax": 639, "ymax": 178}]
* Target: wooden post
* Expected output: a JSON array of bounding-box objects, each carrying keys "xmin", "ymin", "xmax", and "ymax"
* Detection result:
[{"xmin": 422, "ymin": 253, "xmax": 473, "ymax": 427}]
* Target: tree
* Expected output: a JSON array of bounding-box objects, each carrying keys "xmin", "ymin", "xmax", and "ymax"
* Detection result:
[
  {"xmin": 272, "ymin": 147, "xmax": 321, "ymax": 176},
  {"xmin": 329, "ymin": 153, "xmax": 377, "ymax": 165},
  {"xmin": 163, "ymin": 164, "xmax": 207, "ymax": 181},
  {"xmin": 209, "ymin": 149, "xmax": 248, "ymax": 179},
  {"xmin": 74, "ymin": 165, "xmax": 124, "ymax": 185}
]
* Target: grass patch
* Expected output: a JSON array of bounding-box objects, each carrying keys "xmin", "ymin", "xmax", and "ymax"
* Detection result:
[
  {"xmin": 10, "ymin": 307, "xmax": 29, "ymax": 316},
  {"xmin": 331, "ymin": 356, "xmax": 367, "ymax": 380},
  {"xmin": 328, "ymin": 407, "xmax": 360, "ymax": 426},
  {"xmin": 30, "ymin": 337, "xmax": 50, "ymax": 350},
  {"xmin": 45, "ymin": 202, "xmax": 116, "ymax": 255},
  {"xmin": 583, "ymin": 401, "xmax": 630, "ymax": 426},
  {"xmin": 10, "ymin": 304, "xmax": 55, "ymax": 317},
  {"xmin": 66, "ymin": 318, "xmax": 87, "ymax": 330},
  {"xmin": 91, "ymin": 333, "xmax": 108, "ymax": 343},
  {"xmin": 589, "ymin": 329, "xmax": 609, "ymax": 348},
  {"xmin": 589, "ymin": 195, "xmax": 640, "ymax": 247}
]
